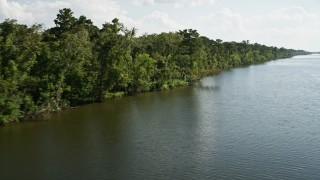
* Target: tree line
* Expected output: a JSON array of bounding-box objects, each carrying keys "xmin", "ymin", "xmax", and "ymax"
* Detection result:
[{"xmin": 0, "ymin": 8, "xmax": 309, "ymax": 124}]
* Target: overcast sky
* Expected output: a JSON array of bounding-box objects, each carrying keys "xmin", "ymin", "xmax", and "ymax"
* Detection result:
[{"xmin": 1, "ymin": 0, "xmax": 319, "ymax": 51}]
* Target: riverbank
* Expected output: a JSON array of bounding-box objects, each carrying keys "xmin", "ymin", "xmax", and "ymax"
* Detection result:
[{"xmin": 1, "ymin": 55, "xmax": 298, "ymax": 126}]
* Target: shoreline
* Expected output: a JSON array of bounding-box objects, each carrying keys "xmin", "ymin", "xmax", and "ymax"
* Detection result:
[{"xmin": 1, "ymin": 55, "xmax": 302, "ymax": 126}]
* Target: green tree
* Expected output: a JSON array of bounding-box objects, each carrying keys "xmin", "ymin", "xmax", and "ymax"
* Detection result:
[
  {"xmin": 132, "ymin": 54, "xmax": 156, "ymax": 92},
  {"xmin": 95, "ymin": 18, "xmax": 135, "ymax": 101},
  {"xmin": 0, "ymin": 20, "xmax": 44, "ymax": 122}
]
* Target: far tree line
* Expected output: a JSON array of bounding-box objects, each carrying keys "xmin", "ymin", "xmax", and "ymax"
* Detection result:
[{"xmin": 0, "ymin": 8, "xmax": 309, "ymax": 124}]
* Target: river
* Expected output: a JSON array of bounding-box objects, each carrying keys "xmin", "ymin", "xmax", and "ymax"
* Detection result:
[{"xmin": 1, "ymin": 54, "xmax": 320, "ymax": 179}]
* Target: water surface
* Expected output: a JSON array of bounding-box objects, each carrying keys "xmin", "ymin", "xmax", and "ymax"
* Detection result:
[{"xmin": 1, "ymin": 54, "xmax": 320, "ymax": 179}]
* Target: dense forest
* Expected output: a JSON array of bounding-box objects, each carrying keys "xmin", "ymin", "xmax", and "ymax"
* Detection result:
[{"xmin": 0, "ymin": 8, "xmax": 309, "ymax": 124}]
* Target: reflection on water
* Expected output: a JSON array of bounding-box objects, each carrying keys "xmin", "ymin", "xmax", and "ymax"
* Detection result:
[
  {"xmin": 196, "ymin": 81, "xmax": 221, "ymax": 91},
  {"xmin": 1, "ymin": 55, "xmax": 320, "ymax": 179}
]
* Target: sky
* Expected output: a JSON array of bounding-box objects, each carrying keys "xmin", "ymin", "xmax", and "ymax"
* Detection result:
[{"xmin": 1, "ymin": 0, "xmax": 319, "ymax": 51}]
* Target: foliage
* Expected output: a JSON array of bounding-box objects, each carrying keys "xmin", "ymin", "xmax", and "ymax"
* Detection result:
[{"xmin": 0, "ymin": 9, "xmax": 309, "ymax": 124}]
